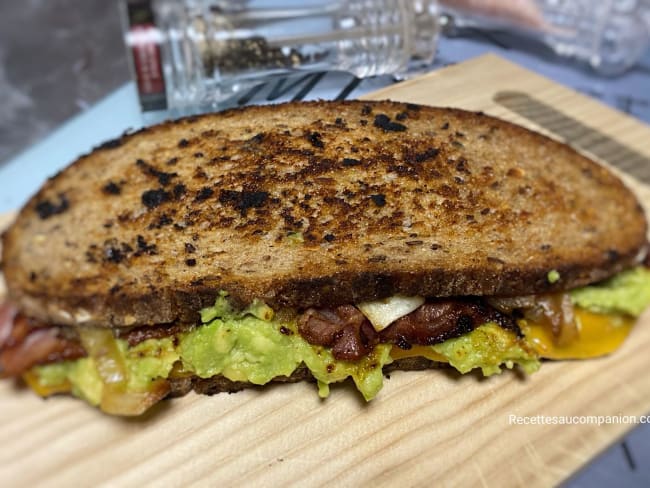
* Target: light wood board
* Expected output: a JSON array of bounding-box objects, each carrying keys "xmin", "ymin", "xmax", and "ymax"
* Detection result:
[{"xmin": 2, "ymin": 54, "xmax": 650, "ymax": 487}]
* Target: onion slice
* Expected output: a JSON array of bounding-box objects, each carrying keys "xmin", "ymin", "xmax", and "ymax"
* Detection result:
[
  {"xmin": 100, "ymin": 379, "xmax": 171, "ymax": 416},
  {"xmin": 78, "ymin": 328, "xmax": 127, "ymax": 386}
]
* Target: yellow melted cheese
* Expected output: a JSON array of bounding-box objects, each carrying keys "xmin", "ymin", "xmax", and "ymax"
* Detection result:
[
  {"xmin": 389, "ymin": 308, "xmax": 634, "ymax": 362},
  {"xmin": 22, "ymin": 370, "xmax": 72, "ymax": 396},
  {"xmin": 520, "ymin": 308, "xmax": 634, "ymax": 360}
]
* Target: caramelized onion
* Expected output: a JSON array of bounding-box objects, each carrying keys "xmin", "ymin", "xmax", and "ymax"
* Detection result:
[
  {"xmin": 78, "ymin": 328, "xmax": 127, "ymax": 385},
  {"xmin": 100, "ymin": 379, "xmax": 171, "ymax": 416},
  {"xmin": 490, "ymin": 293, "xmax": 578, "ymax": 346},
  {"xmin": 534, "ymin": 294, "xmax": 578, "ymax": 346}
]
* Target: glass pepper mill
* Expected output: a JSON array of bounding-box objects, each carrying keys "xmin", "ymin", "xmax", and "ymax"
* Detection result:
[{"xmin": 122, "ymin": 0, "xmax": 440, "ymax": 113}]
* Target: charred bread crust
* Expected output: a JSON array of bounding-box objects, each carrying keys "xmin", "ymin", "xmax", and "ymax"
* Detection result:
[{"xmin": 2, "ymin": 101, "xmax": 647, "ymax": 327}]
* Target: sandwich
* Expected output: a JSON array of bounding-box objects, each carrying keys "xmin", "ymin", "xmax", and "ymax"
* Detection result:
[{"xmin": 1, "ymin": 100, "xmax": 649, "ymax": 416}]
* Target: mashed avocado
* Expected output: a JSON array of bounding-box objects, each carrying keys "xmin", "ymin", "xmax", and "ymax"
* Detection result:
[
  {"xmin": 180, "ymin": 293, "xmax": 394, "ymax": 400},
  {"xmin": 27, "ymin": 268, "xmax": 650, "ymax": 412},
  {"xmin": 571, "ymin": 267, "xmax": 650, "ymax": 317},
  {"xmin": 179, "ymin": 313, "xmax": 302, "ymax": 384},
  {"xmin": 293, "ymin": 342, "xmax": 393, "ymax": 401},
  {"xmin": 431, "ymin": 323, "xmax": 540, "ymax": 375},
  {"xmin": 34, "ymin": 337, "xmax": 180, "ymax": 407},
  {"xmin": 179, "ymin": 296, "xmax": 538, "ymax": 400},
  {"xmin": 31, "ymin": 298, "xmax": 539, "ymax": 411}
]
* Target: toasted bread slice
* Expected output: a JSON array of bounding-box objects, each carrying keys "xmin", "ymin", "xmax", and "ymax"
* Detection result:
[{"xmin": 2, "ymin": 101, "xmax": 647, "ymax": 327}]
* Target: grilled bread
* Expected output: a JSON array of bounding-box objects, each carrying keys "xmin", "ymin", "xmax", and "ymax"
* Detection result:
[{"xmin": 2, "ymin": 100, "xmax": 647, "ymax": 328}]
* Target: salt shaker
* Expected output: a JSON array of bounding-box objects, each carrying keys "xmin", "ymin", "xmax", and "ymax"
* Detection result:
[{"xmin": 122, "ymin": 0, "xmax": 440, "ymax": 112}]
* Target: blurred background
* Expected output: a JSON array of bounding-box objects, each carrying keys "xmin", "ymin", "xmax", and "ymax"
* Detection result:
[
  {"xmin": 2, "ymin": 0, "xmax": 650, "ymax": 166},
  {"xmin": 0, "ymin": 1, "xmax": 129, "ymax": 164}
]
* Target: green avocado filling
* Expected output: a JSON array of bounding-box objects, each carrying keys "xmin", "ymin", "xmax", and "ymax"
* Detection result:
[
  {"xmin": 34, "ymin": 338, "xmax": 180, "ymax": 409},
  {"xmin": 431, "ymin": 323, "xmax": 539, "ymax": 376},
  {"xmin": 571, "ymin": 267, "xmax": 650, "ymax": 317},
  {"xmin": 181, "ymin": 293, "xmax": 394, "ymax": 401},
  {"xmin": 28, "ymin": 267, "xmax": 650, "ymax": 412}
]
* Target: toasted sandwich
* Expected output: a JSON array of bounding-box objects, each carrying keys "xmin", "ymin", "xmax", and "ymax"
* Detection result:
[{"xmin": 1, "ymin": 100, "xmax": 649, "ymax": 416}]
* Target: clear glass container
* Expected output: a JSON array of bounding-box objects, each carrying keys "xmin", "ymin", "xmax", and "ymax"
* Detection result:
[
  {"xmin": 535, "ymin": 0, "xmax": 650, "ymax": 76},
  {"xmin": 122, "ymin": 0, "xmax": 439, "ymax": 112},
  {"xmin": 442, "ymin": 0, "xmax": 650, "ymax": 76}
]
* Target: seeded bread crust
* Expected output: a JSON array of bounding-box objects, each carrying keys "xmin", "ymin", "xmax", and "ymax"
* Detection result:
[{"xmin": 2, "ymin": 101, "xmax": 647, "ymax": 327}]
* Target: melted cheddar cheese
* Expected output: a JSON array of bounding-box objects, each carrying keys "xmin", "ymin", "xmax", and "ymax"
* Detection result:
[
  {"xmin": 520, "ymin": 308, "xmax": 634, "ymax": 359},
  {"xmin": 22, "ymin": 370, "xmax": 72, "ymax": 396}
]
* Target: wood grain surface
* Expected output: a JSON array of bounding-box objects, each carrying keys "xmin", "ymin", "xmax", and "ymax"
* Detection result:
[{"xmin": 2, "ymin": 54, "xmax": 650, "ymax": 487}]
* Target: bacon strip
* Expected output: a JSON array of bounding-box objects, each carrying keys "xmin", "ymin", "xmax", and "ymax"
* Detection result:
[
  {"xmin": 0, "ymin": 311, "xmax": 86, "ymax": 377},
  {"xmin": 381, "ymin": 299, "xmax": 518, "ymax": 348},
  {"xmin": 0, "ymin": 301, "xmax": 17, "ymax": 349},
  {"xmin": 299, "ymin": 299, "xmax": 519, "ymax": 360},
  {"xmin": 298, "ymin": 305, "xmax": 378, "ymax": 361}
]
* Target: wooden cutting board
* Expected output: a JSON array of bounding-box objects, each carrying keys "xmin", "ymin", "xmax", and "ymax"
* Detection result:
[{"xmin": 2, "ymin": 54, "xmax": 650, "ymax": 487}]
